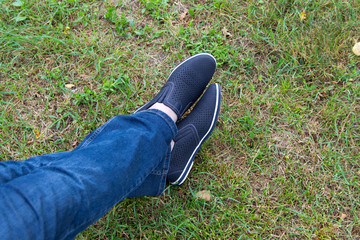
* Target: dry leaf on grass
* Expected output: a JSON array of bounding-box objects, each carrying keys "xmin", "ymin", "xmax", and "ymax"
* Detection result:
[
  {"xmin": 340, "ymin": 213, "xmax": 347, "ymax": 220},
  {"xmin": 352, "ymin": 42, "xmax": 360, "ymax": 56},
  {"xmin": 222, "ymin": 27, "xmax": 232, "ymax": 37},
  {"xmin": 195, "ymin": 190, "xmax": 211, "ymax": 201},
  {"xmin": 180, "ymin": 10, "xmax": 188, "ymax": 20},
  {"xmin": 317, "ymin": 90, "xmax": 326, "ymax": 100},
  {"xmin": 72, "ymin": 139, "xmax": 80, "ymax": 148},
  {"xmin": 65, "ymin": 83, "xmax": 75, "ymax": 89}
]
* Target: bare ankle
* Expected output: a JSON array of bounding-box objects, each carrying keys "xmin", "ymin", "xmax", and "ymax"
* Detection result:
[{"xmin": 149, "ymin": 103, "xmax": 178, "ymax": 123}]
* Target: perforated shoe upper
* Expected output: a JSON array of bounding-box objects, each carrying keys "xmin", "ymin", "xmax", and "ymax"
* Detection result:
[
  {"xmin": 167, "ymin": 83, "xmax": 221, "ymax": 184},
  {"xmin": 134, "ymin": 53, "xmax": 217, "ymax": 118}
]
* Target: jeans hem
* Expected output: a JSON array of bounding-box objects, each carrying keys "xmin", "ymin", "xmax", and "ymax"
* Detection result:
[{"xmin": 142, "ymin": 109, "xmax": 177, "ymax": 137}]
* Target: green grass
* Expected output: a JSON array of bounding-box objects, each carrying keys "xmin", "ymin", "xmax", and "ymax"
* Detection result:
[{"xmin": 1, "ymin": 0, "xmax": 359, "ymax": 238}]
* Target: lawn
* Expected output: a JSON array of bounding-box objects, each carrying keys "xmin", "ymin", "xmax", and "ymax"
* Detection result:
[{"xmin": 0, "ymin": 0, "xmax": 359, "ymax": 239}]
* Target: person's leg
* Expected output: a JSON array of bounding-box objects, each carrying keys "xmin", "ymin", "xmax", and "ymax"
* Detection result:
[
  {"xmin": 0, "ymin": 102, "xmax": 178, "ymax": 190},
  {"xmin": 0, "ymin": 52, "xmax": 217, "ymax": 192},
  {"xmin": 0, "ymin": 51, "xmax": 217, "ymax": 187},
  {"xmin": 0, "ymin": 130, "xmax": 106, "ymax": 186},
  {"xmin": 0, "ymin": 106, "xmax": 176, "ymax": 199},
  {"xmin": 0, "ymin": 53, "xmax": 217, "ymax": 239},
  {"xmin": 0, "ymin": 149, "xmax": 171, "ymax": 198},
  {"xmin": 0, "ymin": 109, "xmax": 176, "ymax": 240}
]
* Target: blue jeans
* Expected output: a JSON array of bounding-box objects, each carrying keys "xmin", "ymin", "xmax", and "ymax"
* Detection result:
[{"xmin": 0, "ymin": 109, "xmax": 177, "ymax": 240}]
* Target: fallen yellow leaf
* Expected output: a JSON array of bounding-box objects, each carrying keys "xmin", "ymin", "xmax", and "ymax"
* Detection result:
[
  {"xmin": 64, "ymin": 26, "xmax": 70, "ymax": 34},
  {"xmin": 352, "ymin": 42, "xmax": 360, "ymax": 56},
  {"xmin": 300, "ymin": 11, "xmax": 306, "ymax": 21},
  {"xmin": 65, "ymin": 83, "xmax": 75, "ymax": 89},
  {"xmin": 195, "ymin": 190, "xmax": 211, "ymax": 201}
]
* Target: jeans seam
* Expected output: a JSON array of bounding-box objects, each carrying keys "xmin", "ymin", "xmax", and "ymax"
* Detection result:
[
  {"xmin": 156, "ymin": 148, "xmax": 170, "ymax": 196},
  {"xmin": 78, "ymin": 117, "xmax": 115, "ymax": 149}
]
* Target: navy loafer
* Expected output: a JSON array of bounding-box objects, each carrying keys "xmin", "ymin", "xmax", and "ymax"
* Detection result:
[
  {"xmin": 134, "ymin": 53, "xmax": 216, "ymax": 118},
  {"xmin": 167, "ymin": 83, "xmax": 221, "ymax": 185}
]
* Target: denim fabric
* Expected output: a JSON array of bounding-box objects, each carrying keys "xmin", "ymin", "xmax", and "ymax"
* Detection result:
[{"xmin": 0, "ymin": 109, "xmax": 177, "ymax": 240}]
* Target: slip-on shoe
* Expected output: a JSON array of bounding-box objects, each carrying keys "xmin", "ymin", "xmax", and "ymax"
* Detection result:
[
  {"xmin": 167, "ymin": 83, "xmax": 221, "ymax": 185},
  {"xmin": 134, "ymin": 53, "xmax": 217, "ymax": 118}
]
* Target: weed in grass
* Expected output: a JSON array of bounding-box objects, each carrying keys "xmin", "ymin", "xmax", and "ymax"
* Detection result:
[
  {"xmin": 104, "ymin": 4, "xmax": 135, "ymax": 38},
  {"xmin": 74, "ymin": 88, "xmax": 101, "ymax": 106},
  {"xmin": 175, "ymin": 27, "xmax": 239, "ymax": 68},
  {"xmin": 139, "ymin": 0, "xmax": 170, "ymax": 22}
]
